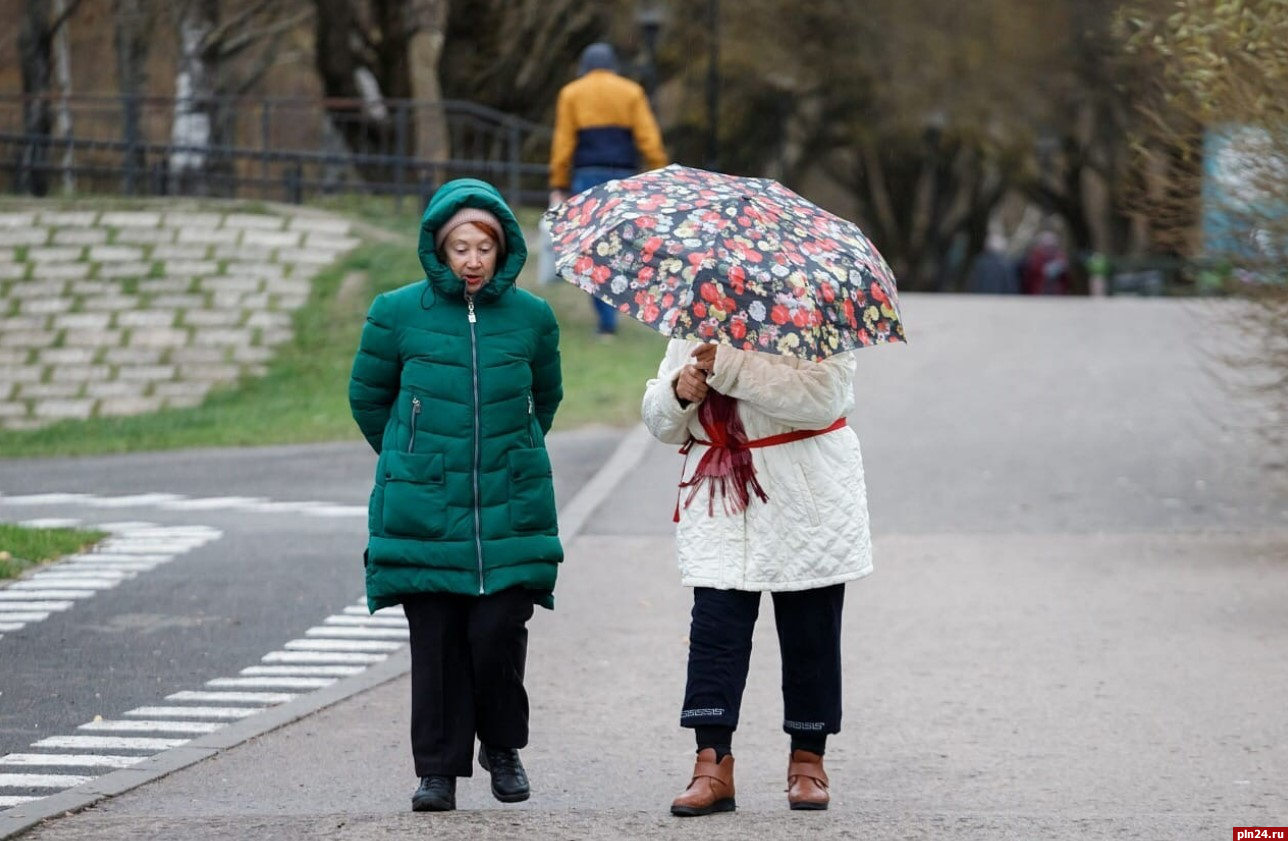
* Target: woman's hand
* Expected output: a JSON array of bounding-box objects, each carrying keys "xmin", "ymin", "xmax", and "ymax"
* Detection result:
[{"xmin": 672, "ymin": 344, "xmax": 717, "ymax": 406}]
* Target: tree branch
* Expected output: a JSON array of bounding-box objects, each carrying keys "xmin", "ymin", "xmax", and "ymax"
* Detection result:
[{"xmin": 50, "ymin": 0, "xmax": 87, "ymax": 34}]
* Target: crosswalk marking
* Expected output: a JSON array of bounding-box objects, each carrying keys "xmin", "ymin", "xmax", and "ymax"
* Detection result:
[
  {"xmin": 206, "ymin": 677, "xmax": 335, "ymax": 690},
  {"xmin": 305, "ymin": 625, "xmax": 409, "ymax": 639},
  {"xmin": 240, "ymin": 665, "xmax": 365, "ymax": 677},
  {"xmin": 32, "ymin": 736, "xmax": 187, "ymax": 751},
  {"xmin": 166, "ymin": 690, "xmax": 297, "ymax": 705},
  {"xmin": 78, "ymin": 720, "xmax": 224, "ymax": 735},
  {"xmin": 125, "ymin": 706, "xmax": 263, "ymax": 720},
  {"xmin": 262, "ymin": 650, "xmax": 387, "ymax": 664},
  {"xmin": 284, "ymin": 639, "xmax": 403, "ymax": 652},
  {"xmin": 0, "ymin": 754, "xmax": 144, "ymax": 769},
  {"xmin": 0, "ymin": 773, "xmax": 96, "ymax": 788}
]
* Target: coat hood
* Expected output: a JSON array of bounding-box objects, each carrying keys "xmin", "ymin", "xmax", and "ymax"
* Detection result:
[
  {"xmin": 418, "ymin": 179, "xmax": 528, "ymax": 304},
  {"xmin": 579, "ymin": 42, "xmax": 619, "ymax": 75}
]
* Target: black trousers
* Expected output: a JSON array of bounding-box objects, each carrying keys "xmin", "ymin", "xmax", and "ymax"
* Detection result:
[
  {"xmin": 680, "ymin": 584, "xmax": 845, "ymax": 737},
  {"xmin": 403, "ymin": 588, "xmax": 535, "ymax": 777}
]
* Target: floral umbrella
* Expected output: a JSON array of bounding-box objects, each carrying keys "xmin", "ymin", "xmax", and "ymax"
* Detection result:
[{"xmin": 545, "ymin": 163, "xmax": 905, "ymax": 360}]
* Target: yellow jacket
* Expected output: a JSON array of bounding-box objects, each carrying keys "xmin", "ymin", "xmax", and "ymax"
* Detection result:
[{"xmin": 549, "ymin": 70, "xmax": 668, "ymax": 190}]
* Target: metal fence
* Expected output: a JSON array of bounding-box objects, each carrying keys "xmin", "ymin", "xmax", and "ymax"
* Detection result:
[{"xmin": 0, "ymin": 94, "xmax": 552, "ymax": 209}]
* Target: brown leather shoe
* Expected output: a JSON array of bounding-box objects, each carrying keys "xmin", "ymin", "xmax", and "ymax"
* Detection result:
[
  {"xmin": 786, "ymin": 749, "xmax": 829, "ymax": 810},
  {"xmin": 670, "ymin": 748, "xmax": 736, "ymax": 817}
]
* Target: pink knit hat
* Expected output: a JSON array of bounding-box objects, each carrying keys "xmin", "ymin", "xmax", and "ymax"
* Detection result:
[{"xmin": 434, "ymin": 207, "xmax": 506, "ymax": 253}]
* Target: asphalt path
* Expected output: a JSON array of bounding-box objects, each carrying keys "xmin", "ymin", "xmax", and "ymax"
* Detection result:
[
  {"xmin": 2, "ymin": 293, "xmax": 1286, "ymax": 839},
  {"xmin": 0, "ymin": 429, "xmax": 624, "ymax": 775}
]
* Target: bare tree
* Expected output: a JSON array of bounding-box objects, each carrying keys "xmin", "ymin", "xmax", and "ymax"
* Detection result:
[
  {"xmin": 167, "ymin": 0, "xmax": 312, "ymax": 195},
  {"xmin": 16, "ymin": 0, "xmax": 84, "ymax": 196}
]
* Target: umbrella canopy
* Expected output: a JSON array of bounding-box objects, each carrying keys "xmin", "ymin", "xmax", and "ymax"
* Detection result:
[{"xmin": 545, "ymin": 163, "xmax": 905, "ymax": 360}]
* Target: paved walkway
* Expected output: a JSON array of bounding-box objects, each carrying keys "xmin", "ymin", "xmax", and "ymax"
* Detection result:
[{"xmin": 2, "ymin": 294, "xmax": 1286, "ymax": 840}]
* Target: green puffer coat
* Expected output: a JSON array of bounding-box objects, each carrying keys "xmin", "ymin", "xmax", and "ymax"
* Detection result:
[{"xmin": 348, "ymin": 179, "xmax": 563, "ymax": 611}]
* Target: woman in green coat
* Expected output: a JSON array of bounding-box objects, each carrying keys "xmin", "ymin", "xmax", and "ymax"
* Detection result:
[{"xmin": 348, "ymin": 179, "xmax": 562, "ymax": 813}]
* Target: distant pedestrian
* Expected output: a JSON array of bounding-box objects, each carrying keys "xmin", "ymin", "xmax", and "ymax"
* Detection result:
[
  {"xmin": 549, "ymin": 42, "xmax": 668, "ymax": 337},
  {"xmin": 966, "ymin": 233, "xmax": 1020, "ymax": 294},
  {"xmin": 1020, "ymin": 230, "xmax": 1070, "ymax": 295},
  {"xmin": 348, "ymin": 178, "xmax": 563, "ymax": 813},
  {"xmin": 642, "ymin": 339, "xmax": 874, "ymax": 816}
]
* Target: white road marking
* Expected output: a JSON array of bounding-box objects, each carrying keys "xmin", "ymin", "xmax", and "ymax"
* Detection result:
[
  {"xmin": 262, "ymin": 650, "xmax": 387, "ymax": 664},
  {"xmin": 0, "ymin": 797, "xmax": 40, "ymax": 807},
  {"xmin": 0, "ymin": 623, "xmax": 23, "ymax": 632},
  {"xmin": 284, "ymin": 639, "xmax": 403, "ymax": 652},
  {"xmin": 11, "ymin": 579, "xmax": 119, "ymax": 591},
  {"xmin": 17, "ymin": 518, "xmax": 83, "ymax": 529},
  {"xmin": 0, "ymin": 612, "xmax": 49, "ymax": 622},
  {"xmin": 165, "ymin": 691, "xmax": 297, "ymax": 705},
  {"xmin": 0, "ymin": 773, "xmax": 95, "ymax": 788},
  {"xmin": 157, "ymin": 497, "xmax": 267, "ymax": 511},
  {"xmin": 0, "ymin": 601, "xmax": 74, "ymax": 612},
  {"xmin": 305, "ymin": 625, "xmax": 408, "ymax": 639},
  {"xmin": 78, "ymin": 720, "xmax": 224, "ymax": 735},
  {"xmin": 1, "ymin": 494, "xmax": 90, "ymax": 505},
  {"xmin": 32, "ymin": 736, "xmax": 187, "ymax": 751},
  {"xmin": 63, "ymin": 553, "xmax": 172, "ymax": 564},
  {"xmin": 0, "ymin": 754, "xmax": 145, "ymax": 769},
  {"xmin": 342, "ymin": 605, "xmax": 404, "ymax": 617},
  {"xmin": 0, "ymin": 590, "xmax": 96, "ymax": 600},
  {"xmin": 125, "ymin": 707, "xmax": 263, "ymax": 720},
  {"xmin": 34, "ymin": 569, "xmax": 132, "ymax": 579},
  {"xmin": 240, "ymin": 665, "xmax": 365, "ymax": 677},
  {"xmin": 323, "ymin": 615, "xmax": 408, "ymax": 627},
  {"xmin": 206, "ymin": 677, "xmax": 334, "ymax": 690},
  {"xmin": 82, "ymin": 494, "xmax": 184, "ymax": 507}
]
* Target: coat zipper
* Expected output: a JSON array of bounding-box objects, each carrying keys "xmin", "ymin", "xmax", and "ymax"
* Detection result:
[
  {"xmin": 408, "ymin": 397, "xmax": 421, "ymax": 453},
  {"xmin": 467, "ymin": 296, "xmax": 485, "ymax": 595},
  {"xmin": 527, "ymin": 393, "xmax": 535, "ymax": 447}
]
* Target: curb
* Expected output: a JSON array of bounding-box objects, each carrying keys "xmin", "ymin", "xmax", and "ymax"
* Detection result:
[{"xmin": 0, "ymin": 423, "xmax": 653, "ymax": 840}]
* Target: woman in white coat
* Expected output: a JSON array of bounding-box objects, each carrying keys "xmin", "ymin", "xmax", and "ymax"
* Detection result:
[{"xmin": 641, "ymin": 338, "xmax": 872, "ymax": 817}]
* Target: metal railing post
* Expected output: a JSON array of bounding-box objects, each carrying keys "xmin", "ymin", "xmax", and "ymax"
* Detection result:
[{"xmin": 506, "ymin": 122, "xmax": 521, "ymax": 206}]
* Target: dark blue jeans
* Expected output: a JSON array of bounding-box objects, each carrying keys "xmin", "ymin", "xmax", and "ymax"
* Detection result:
[
  {"xmin": 680, "ymin": 584, "xmax": 845, "ymax": 738},
  {"xmin": 572, "ymin": 166, "xmax": 636, "ymax": 334}
]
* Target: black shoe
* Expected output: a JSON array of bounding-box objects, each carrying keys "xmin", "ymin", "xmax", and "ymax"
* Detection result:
[
  {"xmin": 478, "ymin": 744, "xmax": 531, "ymax": 803},
  {"xmin": 411, "ymin": 775, "xmax": 456, "ymax": 812}
]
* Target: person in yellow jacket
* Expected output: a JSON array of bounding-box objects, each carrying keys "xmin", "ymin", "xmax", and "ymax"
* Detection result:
[{"xmin": 549, "ymin": 42, "xmax": 668, "ymax": 336}]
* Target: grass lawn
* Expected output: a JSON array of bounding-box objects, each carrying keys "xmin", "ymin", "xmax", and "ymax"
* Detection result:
[
  {"xmin": 0, "ymin": 205, "xmax": 667, "ymax": 459},
  {"xmin": 0, "ymin": 523, "xmax": 106, "ymax": 580}
]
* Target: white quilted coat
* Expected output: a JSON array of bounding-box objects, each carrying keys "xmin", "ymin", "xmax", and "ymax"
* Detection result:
[{"xmin": 642, "ymin": 339, "xmax": 873, "ymax": 591}]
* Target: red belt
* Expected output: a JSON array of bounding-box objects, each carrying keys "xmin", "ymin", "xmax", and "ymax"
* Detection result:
[{"xmin": 674, "ymin": 417, "xmax": 847, "ymax": 521}]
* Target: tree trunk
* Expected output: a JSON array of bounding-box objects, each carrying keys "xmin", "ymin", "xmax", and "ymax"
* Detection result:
[
  {"xmin": 17, "ymin": 0, "xmax": 54, "ymax": 196},
  {"xmin": 408, "ymin": 0, "xmax": 449, "ymax": 165},
  {"xmin": 52, "ymin": 0, "xmax": 74, "ymax": 194},
  {"xmin": 170, "ymin": 0, "xmax": 218, "ymax": 195}
]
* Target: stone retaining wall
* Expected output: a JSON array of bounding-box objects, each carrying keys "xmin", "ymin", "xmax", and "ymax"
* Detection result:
[{"xmin": 0, "ymin": 206, "xmax": 361, "ymax": 430}]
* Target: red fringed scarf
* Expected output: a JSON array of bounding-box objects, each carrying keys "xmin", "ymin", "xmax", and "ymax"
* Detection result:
[{"xmin": 675, "ymin": 391, "xmax": 770, "ymax": 521}]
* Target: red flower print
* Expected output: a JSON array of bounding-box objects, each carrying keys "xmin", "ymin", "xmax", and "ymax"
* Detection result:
[
  {"xmin": 642, "ymin": 303, "xmax": 660, "ymax": 323},
  {"xmin": 591, "ymin": 265, "xmax": 611, "ymax": 284},
  {"xmin": 661, "ymin": 291, "xmax": 674, "ymax": 308},
  {"xmin": 870, "ymin": 281, "xmax": 888, "ymax": 304},
  {"xmin": 771, "ymin": 304, "xmax": 790, "ymax": 325},
  {"xmin": 820, "ymin": 283, "xmax": 835, "ymax": 303},
  {"xmin": 693, "ymin": 301, "xmax": 708, "ymax": 319},
  {"xmin": 791, "ymin": 308, "xmax": 810, "ymax": 328},
  {"xmin": 700, "ymin": 282, "xmax": 721, "ymax": 303},
  {"xmin": 574, "ymin": 256, "xmax": 593, "ymax": 275},
  {"xmin": 729, "ymin": 318, "xmax": 747, "ymax": 340},
  {"xmin": 639, "ymin": 266, "xmax": 655, "ymax": 283}
]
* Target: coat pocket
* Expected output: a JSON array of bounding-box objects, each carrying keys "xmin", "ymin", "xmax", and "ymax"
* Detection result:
[
  {"xmin": 507, "ymin": 447, "xmax": 556, "ymax": 533},
  {"xmin": 382, "ymin": 451, "xmax": 447, "ymax": 539}
]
